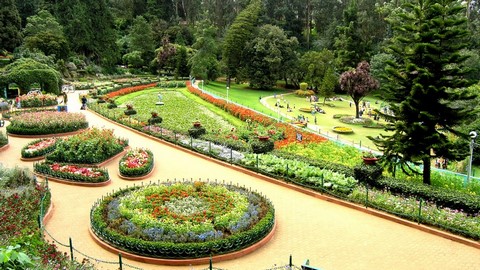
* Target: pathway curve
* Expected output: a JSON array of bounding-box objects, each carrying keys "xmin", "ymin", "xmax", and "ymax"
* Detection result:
[{"xmin": 0, "ymin": 93, "xmax": 479, "ymax": 270}]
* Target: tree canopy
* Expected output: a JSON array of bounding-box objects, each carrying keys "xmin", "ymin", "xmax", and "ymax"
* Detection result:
[{"xmin": 371, "ymin": 0, "xmax": 477, "ymax": 185}]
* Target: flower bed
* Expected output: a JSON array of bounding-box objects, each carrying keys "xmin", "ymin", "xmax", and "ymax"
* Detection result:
[
  {"xmin": 46, "ymin": 128, "xmax": 128, "ymax": 165},
  {"xmin": 6, "ymin": 111, "xmax": 88, "ymax": 135},
  {"xmin": 19, "ymin": 93, "xmax": 58, "ymax": 108},
  {"xmin": 21, "ymin": 138, "xmax": 58, "ymax": 159},
  {"xmin": 90, "ymin": 181, "xmax": 275, "ymax": 259},
  {"xmin": 34, "ymin": 162, "xmax": 109, "ymax": 183},
  {"xmin": 332, "ymin": 126, "xmax": 354, "ymax": 134},
  {"xmin": 119, "ymin": 148, "xmax": 154, "ymax": 177}
]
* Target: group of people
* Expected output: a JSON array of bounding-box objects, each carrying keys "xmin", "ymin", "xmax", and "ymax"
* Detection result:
[{"xmin": 435, "ymin": 158, "xmax": 449, "ymax": 169}]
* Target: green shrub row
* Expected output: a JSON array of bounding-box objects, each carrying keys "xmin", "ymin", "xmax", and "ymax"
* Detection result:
[
  {"xmin": 6, "ymin": 122, "xmax": 88, "ymax": 135},
  {"xmin": 97, "ymin": 80, "xmax": 159, "ymax": 96},
  {"xmin": 33, "ymin": 162, "xmax": 109, "ymax": 183},
  {"xmin": 375, "ymin": 176, "xmax": 480, "ymax": 215}
]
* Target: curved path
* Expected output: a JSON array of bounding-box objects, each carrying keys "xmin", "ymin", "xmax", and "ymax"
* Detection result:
[{"xmin": 1, "ymin": 93, "xmax": 479, "ymax": 270}]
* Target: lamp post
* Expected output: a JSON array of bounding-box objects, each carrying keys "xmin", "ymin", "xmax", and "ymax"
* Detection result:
[
  {"xmin": 226, "ymin": 86, "xmax": 229, "ymax": 103},
  {"xmin": 467, "ymin": 131, "xmax": 477, "ymax": 183}
]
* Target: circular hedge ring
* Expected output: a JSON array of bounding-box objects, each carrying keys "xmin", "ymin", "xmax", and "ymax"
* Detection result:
[{"xmin": 90, "ymin": 180, "xmax": 275, "ymax": 260}]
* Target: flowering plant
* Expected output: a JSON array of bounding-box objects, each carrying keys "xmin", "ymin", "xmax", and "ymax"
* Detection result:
[
  {"xmin": 34, "ymin": 162, "xmax": 109, "ymax": 183},
  {"xmin": 21, "ymin": 138, "xmax": 59, "ymax": 158},
  {"xmin": 362, "ymin": 151, "xmax": 377, "ymax": 158},
  {"xmin": 6, "ymin": 111, "xmax": 88, "ymax": 135},
  {"xmin": 119, "ymin": 148, "xmax": 154, "ymax": 177}
]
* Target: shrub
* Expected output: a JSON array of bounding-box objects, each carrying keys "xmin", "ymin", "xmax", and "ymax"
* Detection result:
[
  {"xmin": 299, "ymin": 82, "xmax": 308, "ymax": 91},
  {"xmin": 46, "ymin": 128, "xmax": 128, "ymax": 164},
  {"xmin": 250, "ymin": 138, "xmax": 275, "ymax": 154},
  {"xmin": 0, "ymin": 165, "xmax": 34, "ymax": 188},
  {"xmin": 148, "ymin": 112, "xmax": 162, "ymax": 125},
  {"xmin": 188, "ymin": 125, "xmax": 206, "ymax": 138},
  {"xmin": 19, "ymin": 93, "xmax": 58, "ymax": 108},
  {"xmin": 294, "ymin": 89, "xmax": 315, "ymax": 97},
  {"xmin": 0, "ymin": 132, "xmax": 7, "ymax": 147},
  {"xmin": 353, "ymin": 163, "xmax": 383, "ymax": 186}
]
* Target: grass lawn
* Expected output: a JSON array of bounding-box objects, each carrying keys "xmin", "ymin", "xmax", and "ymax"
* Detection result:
[{"xmin": 201, "ymin": 81, "xmax": 291, "ymax": 115}]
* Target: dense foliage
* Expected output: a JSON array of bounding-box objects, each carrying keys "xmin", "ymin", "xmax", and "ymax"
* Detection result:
[{"xmin": 46, "ymin": 128, "xmax": 128, "ymax": 164}]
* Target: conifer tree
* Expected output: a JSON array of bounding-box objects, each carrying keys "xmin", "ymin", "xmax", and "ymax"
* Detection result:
[
  {"xmin": 372, "ymin": 0, "xmax": 477, "ymax": 184},
  {"xmin": 0, "ymin": 0, "xmax": 22, "ymax": 52}
]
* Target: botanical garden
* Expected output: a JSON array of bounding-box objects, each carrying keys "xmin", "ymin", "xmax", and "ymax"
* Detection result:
[{"xmin": 1, "ymin": 0, "xmax": 480, "ymax": 269}]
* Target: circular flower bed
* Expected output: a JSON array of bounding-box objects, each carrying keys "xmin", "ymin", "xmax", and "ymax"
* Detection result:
[
  {"xmin": 21, "ymin": 138, "xmax": 59, "ymax": 159},
  {"xmin": 91, "ymin": 181, "xmax": 275, "ymax": 259},
  {"xmin": 6, "ymin": 111, "xmax": 88, "ymax": 135},
  {"xmin": 299, "ymin": 107, "xmax": 313, "ymax": 113},
  {"xmin": 339, "ymin": 116, "xmax": 373, "ymax": 126},
  {"xmin": 34, "ymin": 162, "xmax": 109, "ymax": 183},
  {"xmin": 119, "ymin": 148, "xmax": 154, "ymax": 178},
  {"xmin": 332, "ymin": 126, "xmax": 354, "ymax": 134}
]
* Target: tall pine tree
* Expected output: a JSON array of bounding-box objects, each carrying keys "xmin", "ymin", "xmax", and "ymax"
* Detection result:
[
  {"xmin": 0, "ymin": 0, "xmax": 22, "ymax": 52},
  {"xmin": 372, "ymin": 0, "xmax": 477, "ymax": 184}
]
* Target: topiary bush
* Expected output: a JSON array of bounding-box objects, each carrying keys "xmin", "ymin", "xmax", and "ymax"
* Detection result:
[
  {"xmin": 250, "ymin": 138, "xmax": 275, "ymax": 154},
  {"xmin": 353, "ymin": 163, "xmax": 384, "ymax": 186},
  {"xmin": 188, "ymin": 123, "xmax": 206, "ymax": 138}
]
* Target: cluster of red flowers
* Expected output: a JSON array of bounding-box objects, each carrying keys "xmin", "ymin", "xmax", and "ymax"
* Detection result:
[
  {"xmin": 187, "ymin": 81, "xmax": 327, "ymax": 148},
  {"xmin": 187, "ymin": 82, "xmax": 274, "ymax": 126},
  {"xmin": 50, "ymin": 163, "xmax": 103, "ymax": 178},
  {"xmin": 25, "ymin": 138, "xmax": 56, "ymax": 153},
  {"xmin": 105, "ymin": 83, "xmax": 157, "ymax": 99}
]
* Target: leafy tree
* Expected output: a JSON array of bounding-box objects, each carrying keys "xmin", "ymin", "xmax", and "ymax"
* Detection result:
[
  {"xmin": 23, "ymin": 10, "xmax": 69, "ymax": 59},
  {"xmin": 15, "ymin": 0, "xmax": 41, "ymax": 26},
  {"xmin": 222, "ymin": 0, "xmax": 262, "ymax": 84},
  {"xmin": 174, "ymin": 45, "xmax": 189, "ymax": 78},
  {"xmin": 339, "ymin": 61, "xmax": 379, "ymax": 118},
  {"xmin": 189, "ymin": 23, "xmax": 220, "ymax": 81},
  {"xmin": 56, "ymin": 0, "xmax": 119, "ymax": 66},
  {"xmin": 299, "ymin": 49, "xmax": 335, "ymax": 91},
  {"xmin": 0, "ymin": 0, "xmax": 23, "ymax": 52},
  {"xmin": 319, "ymin": 66, "xmax": 337, "ymax": 103},
  {"xmin": 153, "ymin": 37, "xmax": 177, "ymax": 74},
  {"xmin": 242, "ymin": 24, "xmax": 298, "ymax": 89},
  {"xmin": 371, "ymin": 0, "xmax": 477, "ymax": 185},
  {"xmin": 334, "ymin": 0, "xmax": 379, "ymax": 70},
  {"xmin": 127, "ymin": 15, "xmax": 155, "ymax": 66},
  {"xmin": 122, "ymin": 51, "xmax": 144, "ymax": 68}
]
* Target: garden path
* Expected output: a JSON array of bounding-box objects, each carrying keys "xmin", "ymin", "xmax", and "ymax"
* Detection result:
[{"xmin": 0, "ymin": 92, "xmax": 479, "ymax": 270}]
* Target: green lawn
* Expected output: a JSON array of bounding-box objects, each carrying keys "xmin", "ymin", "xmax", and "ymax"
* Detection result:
[{"xmin": 201, "ymin": 81, "xmax": 291, "ymax": 115}]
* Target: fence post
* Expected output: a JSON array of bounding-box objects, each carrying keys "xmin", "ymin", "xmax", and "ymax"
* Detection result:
[
  {"xmin": 286, "ymin": 164, "xmax": 289, "ymax": 177},
  {"xmin": 230, "ymin": 148, "xmax": 233, "ymax": 163},
  {"xmin": 417, "ymin": 198, "xmax": 423, "ymax": 224},
  {"xmin": 118, "ymin": 253, "xmax": 123, "ymax": 270},
  {"xmin": 45, "ymin": 176, "xmax": 48, "ymax": 189},
  {"xmin": 359, "ymin": 140, "xmax": 362, "ymax": 148},
  {"xmin": 69, "ymin": 237, "xmax": 74, "ymax": 261},
  {"xmin": 190, "ymin": 136, "xmax": 193, "ymax": 148},
  {"xmin": 256, "ymin": 154, "xmax": 259, "ymax": 169},
  {"xmin": 321, "ymin": 173, "xmax": 324, "ymax": 192},
  {"xmin": 209, "ymin": 256, "xmax": 213, "ymax": 270},
  {"xmin": 174, "ymin": 131, "xmax": 177, "ymax": 142},
  {"xmin": 289, "ymin": 254, "xmax": 292, "ymax": 267},
  {"xmin": 209, "ymin": 141, "xmax": 211, "ymax": 153}
]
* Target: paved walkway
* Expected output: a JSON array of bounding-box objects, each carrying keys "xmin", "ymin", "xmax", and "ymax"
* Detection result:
[{"xmin": 1, "ymin": 93, "xmax": 479, "ymax": 270}]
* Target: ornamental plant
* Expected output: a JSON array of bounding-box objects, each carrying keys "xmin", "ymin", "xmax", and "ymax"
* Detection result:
[
  {"xmin": 21, "ymin": 138, "xmax": 59, "ymax": 159},
  {"xmin": 91, "ymin": 180, "xmax": 275, "ymax": 258},
  {"xmin": 19, "ymin": 93, "xmax": 58, "ymax": 108},
  {"xmin": 119, "ymin": 148, "xmax": 154, "ymax": 177},
  {"xmin": 124, "ymin": 103, "xmax": 137, "ymax": 115},
  {"xmin": 147, "ymin": 111, "xmax": 162, "ymax": 125},
  {"xmin": 34, "ymin": 162, "xmax": 109, "ymax": 183},
  {"xmin": 6, "ymin": 111, "xmax": 88, "ymax": 135},
  {"xmin": 46, "ymin": 128, "xmax": 128, "ymax": 164},
  {"xmin": 0, "ymin": 132, "xmax": 7, "ymax": 147}
]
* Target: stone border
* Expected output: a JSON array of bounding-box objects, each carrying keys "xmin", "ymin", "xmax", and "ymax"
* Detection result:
[
  {"xmin": 0, "ymin": 143, "xmax": 9, "ymax": 152},
  {"xmin": 21, "ymin": 155, "xmax": 46, "ymax": 161},
  {"xmin": 34, "ymin": 173, "xmax": 111, "ymax": 187},
  {"xmin": 89, "ymin": 110, "xmax": 480, "ymax": 249},
  {"xmin": 7, "ymin": 128, "xmax": 87, "ymax": 138},
  {"xmin": 89, "ymin": 220, "xmax": 276, "ymax": 266},
  {"xmin": 117, "ymin": 163, "xmax": 155, "ymax": 180}
]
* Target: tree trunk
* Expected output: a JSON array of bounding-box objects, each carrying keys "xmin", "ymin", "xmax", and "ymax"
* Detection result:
[
  {"xmin": 422, "ymin": 157, "xmax": 431, "ymax": 185},
  {"xmin": 354, "ymin": 100, "xmax": 360, "ymax": 118}
]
